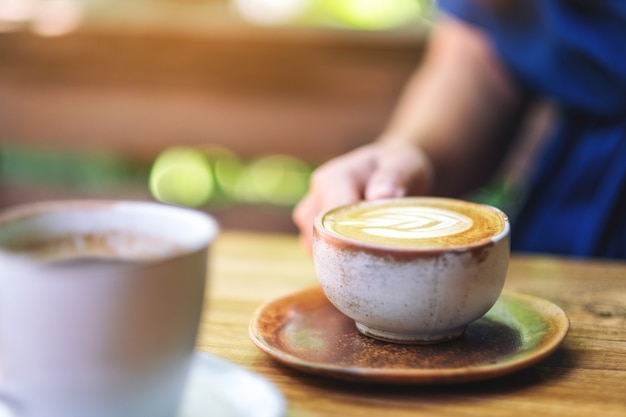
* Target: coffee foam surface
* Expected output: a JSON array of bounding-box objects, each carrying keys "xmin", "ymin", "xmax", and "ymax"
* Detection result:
[
  {"xmin": 4, "ymin": 232, "xmax": 183, "ymax": 262},
  {"xmin": 322, "ymin": 198, "xmax": 507, "ymax": 248}
]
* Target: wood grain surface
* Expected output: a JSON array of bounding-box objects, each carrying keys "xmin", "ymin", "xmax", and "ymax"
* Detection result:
[{"xmin": 198, "ymin": 231, "xmax": 626, "ymax": 416}]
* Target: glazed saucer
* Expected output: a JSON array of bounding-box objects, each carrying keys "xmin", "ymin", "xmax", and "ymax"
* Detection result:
[
  {"xmin": 249, "ymin": 286, "xmax": 569, "ymax": 384},
  {"xmin": 178, "ymin": 352, "xmax": 286, "ymax": 417}
]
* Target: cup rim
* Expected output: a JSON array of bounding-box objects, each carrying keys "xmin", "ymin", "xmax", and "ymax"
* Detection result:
[
  {"xmin": 313, "ymin": 197, "xmax": 510, "ymax": 253},
  {"xmin": 0, "ymin": 199, "xmax": 219, "ymax": 262}
]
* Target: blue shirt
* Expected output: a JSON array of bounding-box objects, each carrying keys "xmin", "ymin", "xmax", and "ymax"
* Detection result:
[{"xmin": 439, "ymin": 0, "xmax": 626, "ymax": 259}]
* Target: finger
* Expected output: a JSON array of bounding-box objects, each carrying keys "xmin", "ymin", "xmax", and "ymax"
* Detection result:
[
  {"xmin": 293, "ymin": 159, "xmax": 371, "ymax": 253},
  {"xmin": 364, "ymin": 176, "xmax": 407, "ymax": 200},
  {"xmin": 316, "ymin": 152, "xmax": 373, "ymax": 206},
  {"xmin": 294, "ymin": 176, "xmax": 362, "ymax": 254},
  {"xmin": 292, "ymin": 194, "xmax": 318, "ymax": 254},
  {"xmin": 365, "ymin": 144, "xmax": 434, "ymax": 200}
]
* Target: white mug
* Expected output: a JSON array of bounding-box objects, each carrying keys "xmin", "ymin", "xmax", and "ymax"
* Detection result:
[{"xmin": 0, "ymin": 200, "xmax": 219, "ymax": 417}]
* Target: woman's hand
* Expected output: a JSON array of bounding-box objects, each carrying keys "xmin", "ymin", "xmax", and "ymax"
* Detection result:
[{"xmin": 292, "ymin": 141, "xmax": 434, "ymax": 253}]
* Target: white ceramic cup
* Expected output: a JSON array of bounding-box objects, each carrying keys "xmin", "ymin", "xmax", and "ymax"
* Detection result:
[
  {"xmin": 313, "ymin": 197, "xmax": 510, "ymax": 344},
  {"xmin": 0, "ymin": 200, "xmax": 219, "ymax": 417}
]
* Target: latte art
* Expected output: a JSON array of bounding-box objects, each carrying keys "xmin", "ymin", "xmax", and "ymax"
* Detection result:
[
  {"xmin": 336, "ymin": 207, "xmax": 473, "ymax": 240},
  {"xmin": 321, "ymin": 198, "xmax": 508, "ymax": 248}
]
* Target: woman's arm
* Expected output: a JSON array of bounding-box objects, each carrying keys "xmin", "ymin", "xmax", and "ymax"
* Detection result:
[
  {"xmin": 293, "ymin": 17, "xmax": 522, "ymax": 251},
  {"xmin": 377, "ymin": 17, "xmax": 522, "ymax": 196}
]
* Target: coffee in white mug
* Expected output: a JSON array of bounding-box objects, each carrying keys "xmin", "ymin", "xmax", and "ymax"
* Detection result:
[{"xmin": 0, "ymin": 200, "xmax": 219, "ymax": 417}]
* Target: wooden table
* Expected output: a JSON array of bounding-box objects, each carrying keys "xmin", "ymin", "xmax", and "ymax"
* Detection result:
[{"xmin": 197, "ymin": 231, "xmax": 626, "ymax": 417}]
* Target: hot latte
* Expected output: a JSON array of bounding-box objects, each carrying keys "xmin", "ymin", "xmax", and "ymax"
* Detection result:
[{"xmin": 321, "ymin": 197, "xmax": 508, "ymax": 248}]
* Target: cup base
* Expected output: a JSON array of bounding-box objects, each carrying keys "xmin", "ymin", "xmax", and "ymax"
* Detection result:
[{"xmin": 355, "ymin": 322, "xmax": 467, "ymax": 345}]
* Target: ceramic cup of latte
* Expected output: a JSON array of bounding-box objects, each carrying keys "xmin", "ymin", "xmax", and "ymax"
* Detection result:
[
  {"xmin": 312, "ymin": 197, "xmax": 510, "ymax": 344},
  {"xmin": 0, "ymin": 200, "xmax": 219, "ymax": 417}
]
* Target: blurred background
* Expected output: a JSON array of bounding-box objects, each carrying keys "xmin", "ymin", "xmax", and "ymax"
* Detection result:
[{"xmin": 0, "ymin": 0, "xmax": 434, "ymax": 233}]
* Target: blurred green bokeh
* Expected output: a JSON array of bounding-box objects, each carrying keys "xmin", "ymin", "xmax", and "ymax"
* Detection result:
[
  {"xmin": 0, "ymin": 144, "xmax": 314, "ymax": 209},
  {"xmin": 0, "ymin": 145, "xmax": 147, "ymax": 192},
  {"xmin": 149, "ymin": 146, "xmax": 313, "ymax": 208}
]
